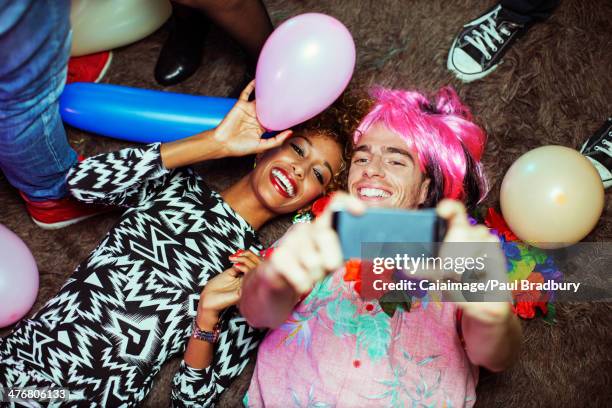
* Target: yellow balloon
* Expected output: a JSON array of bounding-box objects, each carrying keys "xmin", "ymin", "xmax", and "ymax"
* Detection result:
[
  {"xmin": 70, "ymin": 0, "xmax": 172, "ymax": 57},
  {"xmin": 500, "ymin": 145, "xmax": 604, "ymax": 249}
]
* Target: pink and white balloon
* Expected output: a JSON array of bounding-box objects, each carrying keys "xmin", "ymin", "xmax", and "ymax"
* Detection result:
[
  {"xmin": 0, "ymin": 224, "xmax": 39, "ymax": 327},
  {"xmin": 255, "ymin": 13, "xmax": 356, "ymax": 131}
]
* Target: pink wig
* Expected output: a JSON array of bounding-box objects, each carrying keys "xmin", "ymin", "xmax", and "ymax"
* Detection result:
[{"xmin": 355, "ymin": 87, "xmax": 488, "ymax": 206}]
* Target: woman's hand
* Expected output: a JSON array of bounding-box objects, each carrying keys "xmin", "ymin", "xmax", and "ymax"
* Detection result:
[
  {"xmin": 196, "ymin": 250, "xmax": 262, "ymax": 328},
  {"xmin": 160, "ymin": 81, "xmax": 291, "ymax": 169},
  {"xmin": 213, "ymin": 80, "xmax": 293, "ymax": 157}
]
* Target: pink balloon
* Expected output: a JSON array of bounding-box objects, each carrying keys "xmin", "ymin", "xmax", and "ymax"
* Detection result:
[
  {"xmin": 0, "ymin": 224, "xmax": 39, "ymax": 328},
  {"xmin": 255, "ymin": 13, "xmax": 356, "ymax": 131}
]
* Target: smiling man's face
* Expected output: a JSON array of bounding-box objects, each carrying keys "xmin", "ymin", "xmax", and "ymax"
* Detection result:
[{"xmin": 348, "ymin": 124, "xmax": 430, "ymax": 210}]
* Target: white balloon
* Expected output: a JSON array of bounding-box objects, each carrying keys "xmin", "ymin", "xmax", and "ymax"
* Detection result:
[
  {"xmin": 500, "ymin": 145, "xmax": 605, "ymax": 249},
  {"xmin": 71, "ymin": 0, "xmax": 172, "ymax": 56}
]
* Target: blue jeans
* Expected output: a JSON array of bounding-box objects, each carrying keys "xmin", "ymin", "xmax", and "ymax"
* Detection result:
[{"xmin": 0, "ymin": 0, "xmax": 76, "ymax": 201}]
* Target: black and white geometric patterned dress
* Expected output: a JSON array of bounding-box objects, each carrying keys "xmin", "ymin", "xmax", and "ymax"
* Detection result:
[{"xmin": 0, "ymin": 144, "xmax": 265, "ymax": 407}]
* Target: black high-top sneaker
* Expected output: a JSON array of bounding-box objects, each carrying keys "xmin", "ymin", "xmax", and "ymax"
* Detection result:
[
  {"xmin": 447, "ymin": 4, "xmax": 529, "ymax": 82},
  {"xmin": 580, "ymin": 117, "xmax": 612, "ymax": 189}
]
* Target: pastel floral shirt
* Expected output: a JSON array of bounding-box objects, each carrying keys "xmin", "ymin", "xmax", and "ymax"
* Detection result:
[{"xmin": 244, "ymin": 267, "xmax": 479, "ymax": 408}]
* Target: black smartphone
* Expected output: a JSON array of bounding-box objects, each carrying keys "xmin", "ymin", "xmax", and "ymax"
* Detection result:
[{"xmin": 332, "ymin": 208, "xmax": 447, "ymax": 260}]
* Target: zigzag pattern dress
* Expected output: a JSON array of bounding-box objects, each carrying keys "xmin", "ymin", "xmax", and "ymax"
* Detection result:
[{"xmin": 0, "ymin": 144, "xmax": 265, "ymax": 407}]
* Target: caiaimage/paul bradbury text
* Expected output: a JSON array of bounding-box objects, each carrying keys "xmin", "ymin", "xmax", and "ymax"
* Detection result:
[{"xmin": 373, "ymin": 279, "xmax": 581, "ymax": 293}]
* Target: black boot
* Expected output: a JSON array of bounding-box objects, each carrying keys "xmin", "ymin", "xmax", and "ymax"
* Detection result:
[{"xmin": 154, "ymin": 4, "xmax": 208, "ymax": 86}]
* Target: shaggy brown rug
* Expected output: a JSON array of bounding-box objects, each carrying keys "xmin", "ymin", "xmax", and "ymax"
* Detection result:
[{"xmin": 1, "ymin": 0, "xmax": 611, "ymax": 406}]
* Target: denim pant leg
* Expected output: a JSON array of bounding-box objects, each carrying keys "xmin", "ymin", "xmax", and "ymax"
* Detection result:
[{"xmin": 0, "ymin": 0, "xmax": 76, "ymax": 201}]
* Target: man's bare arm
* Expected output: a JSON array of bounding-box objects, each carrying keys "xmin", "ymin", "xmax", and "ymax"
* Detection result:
[
  {"xmin": 239, "ymin": 261, "xmax": 301, "ymax": 329},
  {"xmin": 462, "ymin": 303, "xmax": 522, "ymax": 372}
]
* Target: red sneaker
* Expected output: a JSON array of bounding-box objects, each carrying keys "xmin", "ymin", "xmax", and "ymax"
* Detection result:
[
  {"xmin": 66, "ymin": 51, "xmax": 113, "ymax": 84},
  {"xmin": 19, "ymin": 191, "xmax": 108, "ymax": 230}
]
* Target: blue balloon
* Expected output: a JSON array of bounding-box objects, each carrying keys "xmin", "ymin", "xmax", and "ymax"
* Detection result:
[{"xmin": 60, "ymin": 83, "xmax": 237, "ymax": 143}]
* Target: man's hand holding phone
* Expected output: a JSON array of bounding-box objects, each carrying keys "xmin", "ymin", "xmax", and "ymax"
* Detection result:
[
  {"xmin": 435, "ymin": 200, "xmax": 513, "ymax": 324},
  {"xmin": 263, "ymin": 193, "xmax": 365, "ymax": 296}
]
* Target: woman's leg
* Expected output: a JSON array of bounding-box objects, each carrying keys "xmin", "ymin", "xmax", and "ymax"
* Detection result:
[
  {"xmin": 154, "ymin": 3, "xmax": 209, "ymax": 86},
  {"xmin": 176, "ymin": 0, "xmax": 273, "ymax": 68}
]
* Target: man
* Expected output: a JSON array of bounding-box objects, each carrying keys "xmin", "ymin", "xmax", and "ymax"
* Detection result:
[{"xmin": 239, "ymin": 87, "xmax": 522, "ymax": 407}]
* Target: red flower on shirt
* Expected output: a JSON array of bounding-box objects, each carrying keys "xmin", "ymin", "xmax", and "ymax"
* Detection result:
[{"xmin": 344, "ymin": 259, "xmax": 362, "ymax": 295}]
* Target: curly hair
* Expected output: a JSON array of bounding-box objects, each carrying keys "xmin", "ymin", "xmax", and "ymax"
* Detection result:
[{"xmin": 290, "ymin": 94, "xmax": 364, "ymax": 192}]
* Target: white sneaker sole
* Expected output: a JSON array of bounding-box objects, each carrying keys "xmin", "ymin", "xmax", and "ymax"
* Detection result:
[
  {"xmin": 447, "ymin": 37, "xmax": 500, "ymax": 83},
  {"xmin": 31, "ymin": 213, "xmax": 98, "ymax": 230},
  {"xmin": 94, "ymin": 51, "xmax": 113, "ymax": 83},
  {"xmin": 585, "ymin": 156, "xmax": 612, "ymax": 189}
]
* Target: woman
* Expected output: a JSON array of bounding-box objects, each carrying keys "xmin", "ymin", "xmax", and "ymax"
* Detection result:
[{"xmin": 0, "ymin": 82, "xmax": 347, "ymax": 406}]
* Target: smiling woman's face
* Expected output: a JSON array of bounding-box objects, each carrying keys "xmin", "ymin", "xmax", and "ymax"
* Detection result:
[{"xmin": 250, "ymin": 132, "xmax": 344, "ymax": 214}]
